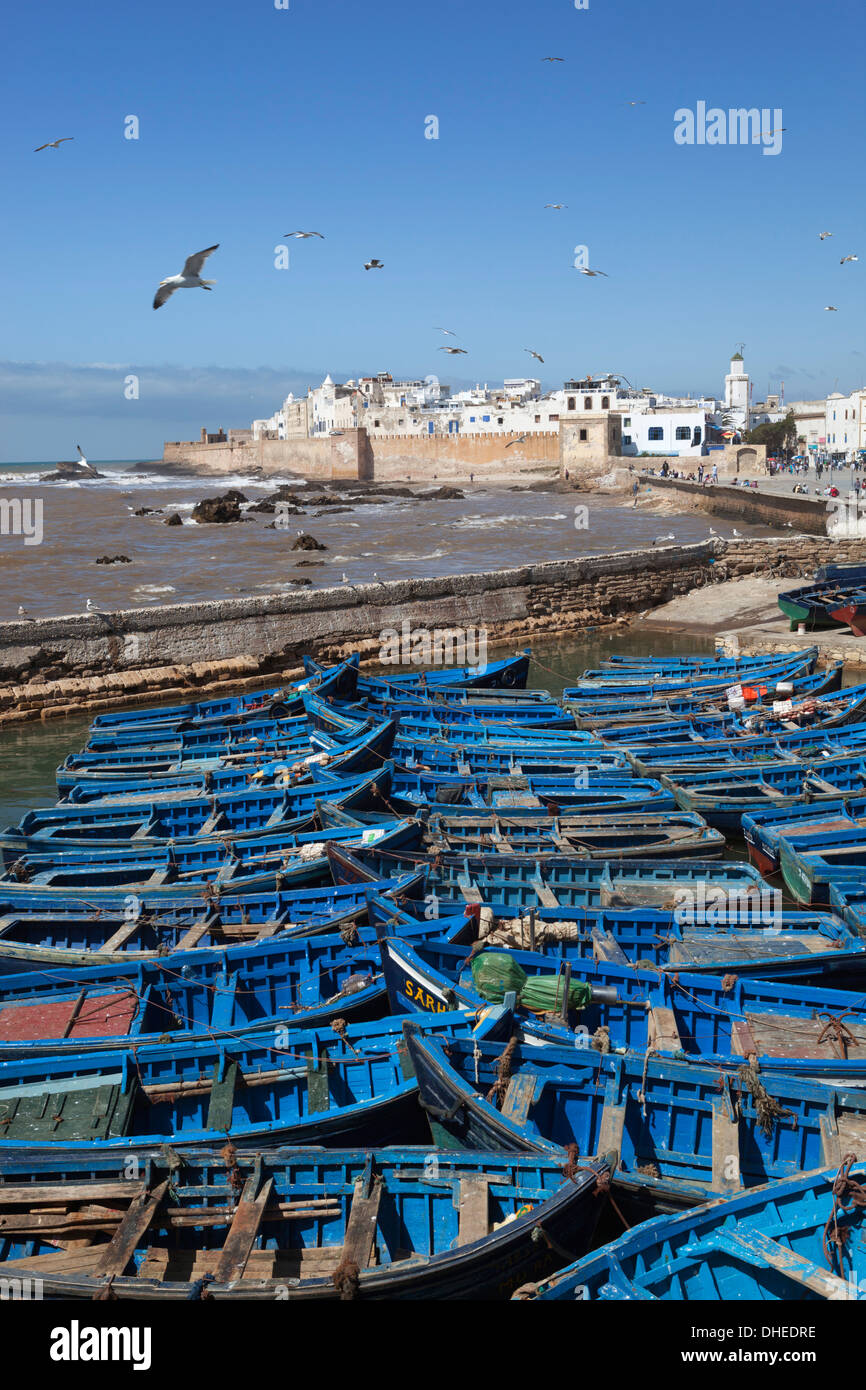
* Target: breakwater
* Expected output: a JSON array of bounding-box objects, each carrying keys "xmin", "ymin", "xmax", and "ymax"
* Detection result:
[
  {"xmin": 644, "ymin": 476, "xmax": 830, "ymax": 533},
  {"xmin": 1, "ymin": 534, "xmax": 864, "ymax": 724}
]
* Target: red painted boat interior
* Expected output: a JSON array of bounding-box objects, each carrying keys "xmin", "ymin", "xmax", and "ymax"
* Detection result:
[{"xmin": 0, "ymin": 991, "xmax": 138, "ymax": 1041}]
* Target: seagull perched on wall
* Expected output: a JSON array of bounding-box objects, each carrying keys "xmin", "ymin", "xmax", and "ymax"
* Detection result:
[
  {"xmin": 85, "ymin": 599, "xmax": 101, "ymax": 614},
  {"xmin": 819, "ymin": 231, "xmax": 834, "ymax": 240},
  {"xmin": 841, "ymin": 254, "xmax": 859, "ymax": 264},
  {"xmin": 284, "ymin": 230, "xmax": 324, "ymax": 239},
  {"xmin": 153, "ymin": 245, "xmax": 219, "ymax": 309},
  {"xmin": 364, "ymin": 259, "xmax": 384, "ymax": 270},
  {"xmin": 34, "ymin": 137, "xmax": 73, "ymax": 151},
  {"xmin": 524, "ymin": 349, "xmax": 544, "ymax": 363},
  {"xmin": 576, "ymin": 267, "xmax": 609, "ymax": 277},
  {"xmin": 439, "ymin": 346, "xmax": 468, "ymax": 354},
  {"xmin": 17, "ymin": 606, "xmax": 27, "ymax": 617}
]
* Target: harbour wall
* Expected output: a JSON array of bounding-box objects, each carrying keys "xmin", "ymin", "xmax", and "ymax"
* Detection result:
[
  {"xmin": 643, "ymin": 476, "xmax": 829, "ymax": 533},
  {"xmin": 1, "ymin": 534, "xmax": 864, "ymax": 723}
]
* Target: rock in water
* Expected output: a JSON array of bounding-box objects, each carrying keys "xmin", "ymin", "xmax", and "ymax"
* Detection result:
[
  {"xmin": 164, "ymin": 513, "xmax": 183, "ymax": 526},
  {"xmin": 40, "ymin": 460, "xmax": 103, "ymax": 481},
  {"xmin": 191, "ymin": 493, "xmax": 243, "ymax": 524},
  {"xmin": 95, "ymin": 555, "xmax": 132, "ymax": 565},
  {"xmin": 291, "ymin": 533, "xmax": 328, "ymax": 551}
]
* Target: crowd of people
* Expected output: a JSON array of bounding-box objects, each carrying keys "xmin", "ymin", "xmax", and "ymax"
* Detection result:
[{"xmin": 635, "ymin": 453, "xmax": 864, "ymax": 500}]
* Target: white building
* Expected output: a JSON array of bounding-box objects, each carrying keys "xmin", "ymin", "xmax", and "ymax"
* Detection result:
[
  {"xmin": 825, "ymin": 390, "xmax": 866, "ymax": 460},
  {"xmin": 723, "ymin": 351, "xmax": 750, "ymax": 432}
]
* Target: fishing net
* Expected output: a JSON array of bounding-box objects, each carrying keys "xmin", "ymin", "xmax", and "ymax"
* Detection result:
[{"xmin": 470, "ymin": 951, "xmax": 592, "ymax": 1013}]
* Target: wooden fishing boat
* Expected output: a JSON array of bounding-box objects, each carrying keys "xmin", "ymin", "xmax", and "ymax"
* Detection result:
[
  {"xmin": 0, "ymin": 932, "xmax": 409, "ymax": 1056},
  {"xmin": 370, "ymin": 768, "xmax": 677, "ymax": 816},
  {"xmin": 0, "ymin": 1144, "xmax": 610, "ymax": 1300},
  {"xmin": 0, "ymin": 871, "xmax": 427, "ymax": 973},
  {"xmin": 324, "ymin": 806, "xmax": 725, "ymax": 860},
  {"xmin": 512, "ymin": 1160, "xmax": 866, "ymax": 1300},
  {"xmin": 599, "ymin": 647, "xmax": 818, "ymax": 673},
  {"xmin": 0, "ymin": 817, "xmax": 422, "ymax": 902},
  {"xmin": 86, "ymin": 656, "xmax": 360, "ymax": 736},
  {"xmin": 403, "ymin": 1026, "xmax": 866, "ymax": 1208},
  {"xmin": 328, "ymin": 841, "xmax": 769, "ymax": 910},
  {"xmin": 0, "ymin": 762, "xmax": 404, "ymax": 858},
  {"xmin": 350, "ymin": 647, "xmax": 533, "ymax": 693},
  {"xmin": 378, "ymin": 936, "xmax": 866, "ymax": 1082},
  {"xmin": 778, "ymin": 578, "xmax": 866, "ymax": 631},
  {"xmin": 366, "ymin": 888, "xmax": 866, "ymax": 983},
  {"xmin": 828, "ymin": 598, "xmax": 866, "ymax": 637},
  {"xmin": 743, "ymin": 798, "xmax": 866, "ymax": 874},
  {"xmin": 829, "ymin": 880, "xmax": 866, "ymax": 936},
  {"xmin": 661, "ymin": 762, "xmax": 866, "ymax": 832},
  {"xmin": 0, "ymin": 1007, "xmax": 503, "ymax": 1148},
  {"xmin": 565, "ymin": 652, "xmax": 816, "ymax": 700},
  {"xmin": 627, "ymin": 722, "xmax": 866, "ymax": 777},
  {"xmin": 779, "ymin": 828, "xmax": 866, "ymax": 905}
]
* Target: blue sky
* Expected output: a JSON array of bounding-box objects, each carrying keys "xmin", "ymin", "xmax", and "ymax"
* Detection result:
[{"xmin": 1, "ymin": 0, "xmax": 864, "ymax": 460}]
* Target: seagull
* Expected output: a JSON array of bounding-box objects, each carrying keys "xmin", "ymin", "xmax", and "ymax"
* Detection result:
[
  {"xmin": 524, "ymin": 349, "xmax": 544, "ymax": 363},
  {"xmin": 283, "ymin": 230, "xmax": 324, "ymax": 239},
  {"xmin": 505, "ymin": 436, "xmax": 528, "ymax": 448},
  {"xmin": 17, "ymin": 606, "xmax": 27, "ymax": 617},
  {"xmin": 626, "ymin": 100, "xmax": 646, "ymax": 106},
  {"xmin": 153, "ymin": 245, "xmax": 219, "ymax": 309},
  {"xmin": 841, "ymin": 254, "xmax": 859, "ymax": 264},
  {"xmin": 652, "ymin": 533, "xmax": 675, "ymax": 545},
  {"xmin": 542, "ymin": 56, "xmax": 564, "ymax": 62},
  {"xmin": 364, "ymin": 259, "xmax": 384, "ymax": 270},
  {"xmin": 576, "ymin": 267, "xmax": 609, "ymax": 277},
  {"xmin": 85, "ymin": 599, "xmax": 100, "ymax": 614},
  {"xmin": 731, "ymin": 528, "xmax": 742, "ymax": 538},
  {"xmin": 341, "ymin": 573, "xmax": 349, "ymax": 583},
  {"xmin": 819, "ymin": 231, "xmax": 834, "ymax": 240},
  {"xmin": 34, "ymin": 137, "xmax": 73, "ymax": 151},
  {"xmin": 825, "ymin": 305, "xmax": 839, "ymax": 311},
  {"xmin": 439, "ymin": 346, "xmax": 468, "ymax": 354},
  {"xmin": 434, "ymin": 327, "xmax": 457, "ymax": 335},
  {"xmin": 544, "ymin": 204, "xmax": 567, "ymax": 210},
  {"xmin": 74, "ymin": 444, "xmax": 89, "ymax": 468},
  {"xmin": 709, "ymin": 527, "xmax": 721, "ymax": 538}
]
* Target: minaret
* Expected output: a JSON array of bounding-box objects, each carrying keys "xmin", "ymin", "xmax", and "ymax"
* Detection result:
[{"xmin": 724, "ymin": 349, "xmax": 750, "ymax": 430}]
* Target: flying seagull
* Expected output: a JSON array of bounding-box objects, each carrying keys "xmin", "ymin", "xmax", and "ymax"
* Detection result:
[
  {"xmin": 434, "ymin": 327, "xmax": 457, "ymax": 335},
  {"xmin": 626, "ymin": 100, "xmax": 646, "ymax": 106},
  {"xmin": 576, "ymin": 267, "xmax": 609, "ymax": 277},
  {"xmin": 34, "ymin": 137, "xmax": 73, "ymax": 151},
  {"xmin": 542, "ymin": 57, "xmax": 565, "ymax": 62},
  {"xmin": 825, "ymin": 305, "xmax": 839, "ymax": 311},
  {"xmin": 505, "ymin": 436, "xmax": 528, "ymax": 448},
  {"xmin": 819, "ymin": 231, "xmax": 833, "ymax": 240},
  {"xmin": 841, "ymin": 254, "xmax": 859, "ymax": 264},
  {"xmin": 74, "ymin": 444, "xmax": 89, "ymax": 468},
  {"xmin": 525, "ymin": 349, "xmax": 544, "ymax": 363},
  {"xmin": 544, "ymin": 204, "xmax": 567, "ymax": 210},
  {"xmin": 284, "ymin": 230, "xmax": 324, "ymax": 239},
  {"xmin": 364, "ymin": 259, "xmax": 384, "ymax": 270},
  {"xmin": 439, "ymin": 346, "xmax": 468, "ymax": 354},
  {"xmin": 153, "ymin": 245, "xmax": 219, "ymax": 309}
]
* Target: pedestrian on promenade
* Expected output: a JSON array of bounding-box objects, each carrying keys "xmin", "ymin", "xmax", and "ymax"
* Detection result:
[{"xmin": 711, "ymin": 463, "xmax": 719, "ymax": 484}]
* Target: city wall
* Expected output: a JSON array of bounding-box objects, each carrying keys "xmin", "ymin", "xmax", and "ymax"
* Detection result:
[
  {"xmin": 643, "ymin": 476, "xmax": 829, "ymax": 533},
  {"xmin": 0, "ymin": 535, "xmax": 861, "ymax": 722}
]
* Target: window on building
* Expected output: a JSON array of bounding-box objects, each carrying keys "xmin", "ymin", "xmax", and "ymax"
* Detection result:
[
  {"xmin": 584, "ymin": 397, "xmax": 592, "ymax": 410},
  {"xmin": 675, "ymin": 426, "xmax": 691, "ymax": 440},
  {"xmin": 579, "ymin": 429, "xmax": 588, "ymax": 442},
  {"xmin": 623, "ymin": 435, "xmax": 632, "ymax": 445},
  {"xmin": 567, "ymin": 397, "xmax": 576, "ymax": 411},
  {"xmin": 497, "ymin": 417, "xmax": 503, "ymax": 425},
  {"xmin": 469, "ymin": 416, "xmax": 476, "ymax": 423},
  {"xmin": 648, "ymin": 427, "xmax": 664, "ymax": 441},
  {"xmin": 374, "ymin": 420, "xmax": 380, "ymax": 428},
  {"xmin": 693, "ymin": 427, "xmax": 702, "ymax": 444},
  {"xmin": 623, "ymin": 417, "xmax": 631, "ymax": 427},
  {"xmin": 548, "ymin": 414, "xmax": 559, "ymax": 422},
  {"xmin": 601, "ymin": 396, "xmax": 610, "ymax": 409},
  {"xmin": 482, "ymin": 415, "xmax": 490, "ymax": 422},
  {"xmin": 535, "ymin": 414, "xmax": 541, "ymax": 423}
]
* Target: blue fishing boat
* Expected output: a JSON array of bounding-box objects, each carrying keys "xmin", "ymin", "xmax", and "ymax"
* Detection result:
[
  {"xmin": 403, "ymin": 1026, "xmax": 866, "ymax": 1207},
  {"xmin": 0, "ymin": 1144, "xmax": 609, "ymax": 1299},
  {"xmin": 0, "ymin": 872, "xmax": 427, "ymax": 973},
  {"xmin": 512, "ymin": 1160, "xmax": 866, "ymax": 1300},
  {"xmin": 0, "ymin": 1007, "xmax": 503, "ymax": 1147},
  {"xmin": 86, "ymin": 656, "xmax": 360, "ymax": 735},
  {"xmin": 365, "ymin": 889, "xmax": 866, "ymax": 982},
  {"xmin": 599, "ymin": 647, "xmax": 819, "ymax": 673},
  {"xmin": 350, "ymin": 647, "xmax": 533, "ymax": 693},
  {"xmin": 662, "ymin": 755, "xmax": 866, "ymax": 830},
  {"xmin": 0, "ymin": 817, "xmax": 422, "ymax": 902},
  {"xmin": 377, "ymin": 936, "xmax": 866, "ymax": 1081},
  {"xmin": 779, "ymin": 828, "xmax": 866, "ymax": 905},
  {"xmin": 744, "ymin": 798, "xmax": 866, "ymax": 874},
  {"xmin": 565, "ymin": 652, "xmax": 816, "ymax": 699},
  {"xmin": 327, "ymin": 841, "xmax": 768, "ymax": 909}
]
